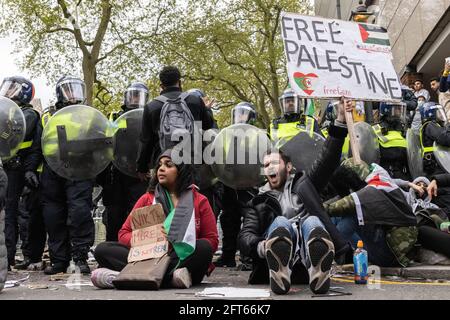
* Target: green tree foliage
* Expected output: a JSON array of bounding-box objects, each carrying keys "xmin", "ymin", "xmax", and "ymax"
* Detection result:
[
  {"xmin": 0, "ymin": 0, "xmax": 313, "ymax": 124},
  {"xmin": 154, "ymin": 0, "xmax": 312, "ymax": 128},
  {"xmin": 0, "ymin": 0, "xmax": 178, "ymax": 110}
]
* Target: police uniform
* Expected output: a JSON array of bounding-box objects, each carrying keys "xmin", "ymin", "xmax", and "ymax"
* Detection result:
[
  {"xmin": 419, "ymin": 120, "xmax": 450, "ymax": 216},
  {"xmin": 96, "ymin": 108, "xmax": 147, "ymax": 241},
  {"xmin": 372, "ymin": 122, "xmax": 411, "ymax": 181},
  {"xmin": 4, "ymin": 104, "xmax": 40, "ymax": 267},
  {"xmin": 269, "ymin": 114, "xmax": 323, "ymax": 143},
  {"xmin": 27, "ymin": 108, "xmax": 95, "ymax": 273}
]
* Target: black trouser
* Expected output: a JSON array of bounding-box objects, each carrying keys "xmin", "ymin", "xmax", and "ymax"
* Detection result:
[
  {"xmin": 41, "ymin": 164, "xmax": 94, "ymax": 265},
  {"xmin": 18, "ymin": 187, "xmax": 46, "ymax": 262},
  {"xmin": 103, "ymin": 181, "xmax": 146, "ymax": 242},
  {"xmin": 4, "ymin": 168, "xmax": 25, "ymax": 266},
  {"xmin": 94, "ymin": 239, "xmax": 214, "ymax": 286},
  {"xmin": 220, "ymin": 186, "xmax": 254, "ymax": 260},
  {"xmin": 418, "ymin": 226, "xmax": 450, "ymax": 258}
]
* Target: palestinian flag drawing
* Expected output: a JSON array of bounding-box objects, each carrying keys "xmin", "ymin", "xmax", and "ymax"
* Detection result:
[
  {"xmin": 359, "ymin": 24, "xmax": 390, "ymax": 46},
  {"xmin": 293, "ymin": 72, "xmax": 318, "ymax": 96},
  {"xmin": 163, "ymin": 191, "xmax": 196, "ymax": 261}
]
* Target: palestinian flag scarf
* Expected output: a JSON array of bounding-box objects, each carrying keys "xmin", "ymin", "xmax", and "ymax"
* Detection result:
[{"xmin": 154, "ymin": 184, "xmax": 196, "ymax": 261}]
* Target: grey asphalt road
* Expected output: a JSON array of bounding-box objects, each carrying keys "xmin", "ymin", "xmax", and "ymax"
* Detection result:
[{"xmin": 1, "ymin": 267, "xmax": 450, "ymax": 300}]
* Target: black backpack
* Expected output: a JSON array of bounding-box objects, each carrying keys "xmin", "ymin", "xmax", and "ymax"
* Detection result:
[{"xmin": 156, "ymin": 92, "xmax": 195, "ymax": 151}]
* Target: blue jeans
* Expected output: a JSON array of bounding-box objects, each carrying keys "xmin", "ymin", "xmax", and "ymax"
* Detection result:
[
  {"xmin": 265, "ymin": 215, "xmax": 326, "ymax": 267},
  {"xmin": 338, "ymin": 217, "xmax": 398, "ymax": 267},
  {"xmin": 332, "ymin": 217, "xmax": 361, "ymax": 248}
]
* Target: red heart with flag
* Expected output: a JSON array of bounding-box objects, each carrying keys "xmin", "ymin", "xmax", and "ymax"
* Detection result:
[{"xmin": 293, "ymin": 72, "xmax": 318, "ymax": 96}]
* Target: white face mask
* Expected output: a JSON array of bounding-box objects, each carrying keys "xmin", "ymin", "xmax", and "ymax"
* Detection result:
[{"xmin": 418, "ymin": 101, "xmax": 425, "ymax": 108}]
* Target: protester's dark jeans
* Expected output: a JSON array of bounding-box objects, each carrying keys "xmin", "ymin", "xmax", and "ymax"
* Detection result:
[
  {"xmin": 332, "ymin": 217, "xmax": 361, "ymax": 248},
  {"xmin": 337, "ymin": 217, "xmax": 398, "ymax": 267},
  {"xmin": 418, "ymin": 226, "xmax": 450, "ymax": 258},
  {"xmin": 94, "ymin": 239, "xmax": 214, "ymax": 286}
]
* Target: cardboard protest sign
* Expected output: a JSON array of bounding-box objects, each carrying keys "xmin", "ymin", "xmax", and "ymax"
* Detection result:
[
  {"xmin": 128, "ymin": 204, "xmax": 169, "ymax": 262},
  {"xmin": 281, "ymin": 12, "xmax": 402, "ymax": 102}
]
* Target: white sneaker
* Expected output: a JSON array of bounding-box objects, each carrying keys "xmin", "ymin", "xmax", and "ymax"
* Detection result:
[
  {"xmin": 306, "ymin": 228, "xmax": 335, "ymax": 294},
  {"xmin": 171, "ymin": 267, "xmax": 192, "ymax": 289}
]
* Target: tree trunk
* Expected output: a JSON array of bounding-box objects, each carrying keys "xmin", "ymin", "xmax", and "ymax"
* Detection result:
[
  {"xmin": 82, "ymin": 56, "xmax": 95, "ymax": 106},
  {"xmin": 256, "ymin": 82, "xmax": 270, "ymax": 128},
  {"xmin": 263, "ymin": 9, "xmax": 281, "ymax": 118}
]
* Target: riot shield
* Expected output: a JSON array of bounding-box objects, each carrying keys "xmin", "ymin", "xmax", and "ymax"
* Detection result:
[
  {"xmin": 112, "ymin": 109, "xmax": 143, "ymax": 178},
  {"xmin": 210, "ymin": 124, "xmax": 272, "ymax": 189},
  {"xmin": 194, "ymin": 129, "xmax": 218, "ymax": 190},
  {"xmin": 42, "ymin": 105, "xmax": 114, "ymax": 180},
  {"xmin": 0, "ymin": 96, "xmax": 25, "ymax": 161},
  {"xmin": 280, "ymin": 131, "xmax": 325, "ymax": 172},
  {"xmin": 434, "ymin": 142, "xmax": 450, "ymax": 174},
  {"xmin": 348, "ymin": 122, "xmax": 380, "ymax": 164},
  {"xmin": 406, "ymin": 128, "xmax": 424, "ymax": 179}
]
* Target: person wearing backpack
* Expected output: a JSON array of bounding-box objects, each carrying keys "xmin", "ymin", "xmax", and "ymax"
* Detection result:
[{"xmin": 137, "ymin": 66, "xmax": 215, "ymax": 181}]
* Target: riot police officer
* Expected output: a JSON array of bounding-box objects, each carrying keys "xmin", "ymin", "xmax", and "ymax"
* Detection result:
[
  {"xmin": 26, "ymin": 76, "xmax": 95, "ymax": 274},
  {"xmin": 0, "ymin": 76, "xmax": 40, "ymax": 270},
  {"xmin": 372, "ymin": 102, "xmax": 411, "ymax": 180},
  {"xmin": 419, "ymin": 102, "xmax": 450, "ymax": 215},
  {"xmin": 97, "ymin": 82, "xmax": 148, "ymax": 241},
  {"xmin": 215, "ymin": 102, "xmax": 258, "ymax": 268},
  {"xmin": 269, "ymin": 88, "xmax": 322, "ymax": 144}
]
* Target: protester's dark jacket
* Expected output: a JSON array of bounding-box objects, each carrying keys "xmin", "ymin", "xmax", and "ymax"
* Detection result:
[
  {"xmin": 6, "ymin": 104, "xmax": 40, "ymax": 170},
  {"xmin": 238, "ymin": 124, "xmax": 350, "ymax": 284},
  {"xmin": 137, "ymin": 87, "xmax": 215, "ymax": 173},
  {"xmin": 433, "ymin": 174, "xmax": 450, "ymax": 188}
]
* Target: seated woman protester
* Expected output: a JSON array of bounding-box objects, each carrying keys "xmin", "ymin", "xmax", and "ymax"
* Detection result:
[{"xmin": 92, "ymin": 149, "xmax": 219, "ymax": 289}]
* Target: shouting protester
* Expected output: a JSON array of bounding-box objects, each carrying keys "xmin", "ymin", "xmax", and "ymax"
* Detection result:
[{"xmin": 238, "ymin": 98, "xmax": 353, "ymax": 295}]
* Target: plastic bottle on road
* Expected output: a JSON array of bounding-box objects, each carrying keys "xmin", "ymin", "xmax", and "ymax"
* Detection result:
[{"xmin": 354, "ymin": 240, "xmax": 368, "ymax": 285}]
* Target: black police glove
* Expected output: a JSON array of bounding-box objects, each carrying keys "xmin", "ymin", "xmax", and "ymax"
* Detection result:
[{"xmin": 24, "ymin": 171, "xmax": 39, "ymax": 188}]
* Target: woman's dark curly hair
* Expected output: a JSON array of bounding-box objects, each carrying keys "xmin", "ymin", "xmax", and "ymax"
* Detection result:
[{"xmin": 148, "ymin": 156, "xmax": 194, "ymax": 196}]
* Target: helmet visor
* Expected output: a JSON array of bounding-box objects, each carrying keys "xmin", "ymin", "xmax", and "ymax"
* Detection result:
[
  {"xmin": 280, "ymin": 95, "xmax": 301, "ymax": 114},
  {"xmin": 0, "ymin": 80, "xmax": 22, "ymax": 100},
  {"xmin": 124, "ymin": 88, "xmax": 148, "ymax": 108},
  {"xmin": 59, "ymin": 80, "xmax": 86, "ymax": 104},
  {"xmin": 232, "ymin": 106, "xmax": 254, "ymax": 124},
  {"xmin": 387, "ymin": 104, "xmax": 406, "ymax": 123}
]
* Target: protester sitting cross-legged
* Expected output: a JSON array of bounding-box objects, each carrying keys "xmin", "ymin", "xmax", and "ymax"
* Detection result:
[
  {"xmin": 238, "ymin": 98, "xmax": 353, "ymax": 295},
  {"xmin": 92, "ymin": 149, "xmax": 219, "ymax": 289}
]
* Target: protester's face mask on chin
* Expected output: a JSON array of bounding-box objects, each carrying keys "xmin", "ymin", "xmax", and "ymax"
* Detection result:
[{"xmin": 264, "ymin": 154, "xmax": 288, "ymax": 190}]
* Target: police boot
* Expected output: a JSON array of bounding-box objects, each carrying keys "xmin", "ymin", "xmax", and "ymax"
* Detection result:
[
  {"xmin": 73, "ymin": 252, "xmax": 90, "ymax": 274},
  {"xmin": 15, "ymin": 257, "xmax": 31, "ymax": 270},
  {"xmin": 44, "ymin": 262, "xmax": 69, "ymax": 275}
]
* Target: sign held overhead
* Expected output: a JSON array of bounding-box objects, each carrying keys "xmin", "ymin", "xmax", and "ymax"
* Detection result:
[{"xmin": 281, "ymin": 12, "xmax": 401, "ymax": 102}]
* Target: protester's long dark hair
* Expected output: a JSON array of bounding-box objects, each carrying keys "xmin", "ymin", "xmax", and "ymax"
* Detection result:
[{"xmin": 148, "ymin": 158, "xmax": 194, "ymax": 196}]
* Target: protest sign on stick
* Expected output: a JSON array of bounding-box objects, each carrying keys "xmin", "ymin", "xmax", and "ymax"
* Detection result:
[{"xmin": 281, "ymin": 12, "xmax": 402, "ymax": 102}]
